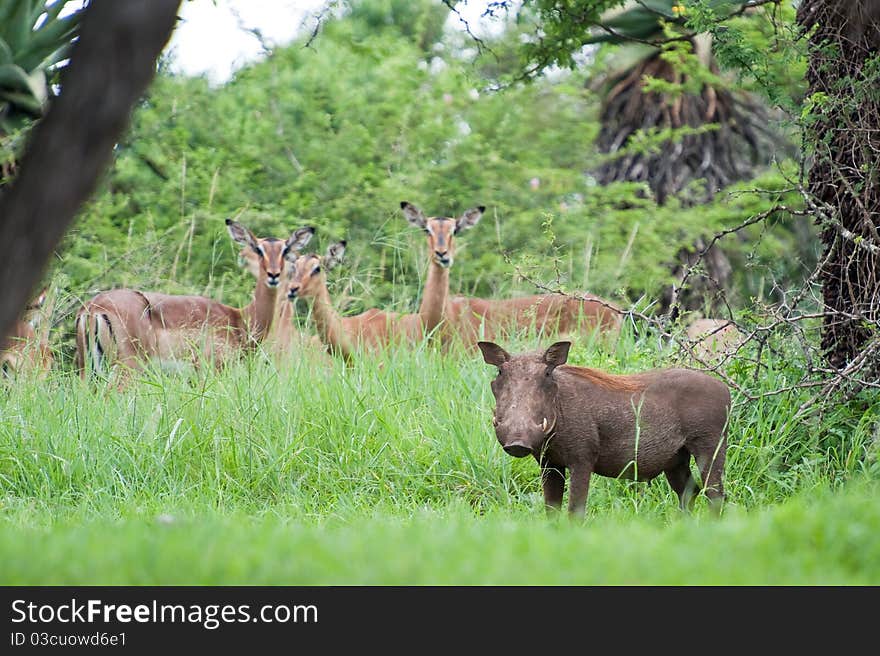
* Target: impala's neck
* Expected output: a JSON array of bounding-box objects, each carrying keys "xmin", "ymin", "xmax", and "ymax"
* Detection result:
[
  {"xmin": 308, "ymin": 280, "xmax": 354, "ymax": 361},
  {"xmin": 242, "ymin": 275, "xmax": 278, "ymax": 343},
  {"xmin": 269, "ymin": 291, "xmax": 292, "ymax": 339},
  {"xmin": 418, "ymin": 258, "xmax": 449, "ymax": 333}
]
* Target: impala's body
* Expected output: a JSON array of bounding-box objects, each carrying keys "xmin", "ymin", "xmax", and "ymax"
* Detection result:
[
  {"xmin": 1, "ymin": 289, "xmax": 52, "ymax": 377},
  {"xmin": 446, "ymin": 292, "xmax": 622, "ymax": 344},
  {"xmin": 686, "ymin": 318, "xmax": 739, "ymax": 362},
  {"xmin": 75, "ymin": 221, "xmax": 313, "ymax": 380},
  {"xmin": 401, "ymin": 201, "xmax": 622, "ymax": 348}
]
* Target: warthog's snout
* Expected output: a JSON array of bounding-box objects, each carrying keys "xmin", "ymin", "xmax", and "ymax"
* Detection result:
[{"xmin": 502, "ymin": 441, "xmax": 532, "ymax": 458}]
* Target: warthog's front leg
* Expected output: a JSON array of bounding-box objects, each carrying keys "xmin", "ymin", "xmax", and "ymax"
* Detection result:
[
  {"xmin": 567, "ymin": 465, "xmax": 593, "ymax": 518},
  {"xmin": 539, "ymin": 459, "xmax": 566, "ymax": 514}
]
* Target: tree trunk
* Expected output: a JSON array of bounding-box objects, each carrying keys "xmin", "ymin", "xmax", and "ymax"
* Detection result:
[{"xmin": 798, "ymin": 0, "xmax": 880, "ymax": 369}]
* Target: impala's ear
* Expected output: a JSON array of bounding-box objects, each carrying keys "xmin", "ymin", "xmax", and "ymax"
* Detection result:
[
  {"xmin": 24, "ymin": 288, "xmax": 48, "ymax": 325},
  {"xmin": 455, "ymin": 205, "xmax": 485, "ymax": 234},
  {"xmin": 543, "ymin": 341, "xmax": 571, "ymax": 369},
  {"xmin": 478, "ymin": 341, "xmax": 510, "ymax": 367},
  {"xmin": 226, "ymin": 219, "xmax": 259, "ymax": 251},
  {"xmin": 31, "ymin": 288, "xmax": 47, "ymax": 309},
  {"xmin": 325, "ymin": 241, "xmax": 347, "ymax": 270},
  {"xmin": 401, "ymin": 201, "xmax": 427, "ymax": 230},
  {"xmin": 284, "ymin": 226, "xmax": 315, "ymax": 258}
]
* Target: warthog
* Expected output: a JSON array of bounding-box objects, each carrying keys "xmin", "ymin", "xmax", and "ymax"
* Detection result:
[{"xmin": 479, "ymin": 341, "xmax": 731, "ymax": 517}]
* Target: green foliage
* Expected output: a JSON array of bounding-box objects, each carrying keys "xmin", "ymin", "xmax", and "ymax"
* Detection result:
[
  {"xmin": 0, "ymin": 0, "xmax": 874, "ymax": 587},
  {"xmin": 2, "ymin": 482, "xmax": 880, "ymax": 584},
  {"xmin": 47, "ymin": 2, "xmax": 810, "ymax": 364},
  {"xmin": 0, "ymin": 330, "xmax": 877, "ymax": 583}
]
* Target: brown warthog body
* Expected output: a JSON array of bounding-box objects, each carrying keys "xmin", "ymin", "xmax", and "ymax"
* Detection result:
[{"xmin": 479, "ymin": 341, "xmax": 730, "ymax": 517}]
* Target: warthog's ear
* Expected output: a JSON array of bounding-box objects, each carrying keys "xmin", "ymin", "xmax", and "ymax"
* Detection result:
[
  {"xmin": 401, "ymin": 201, "xmax": 427, "ymax": 230},
  {"xmin": 543, "ymin": 341, "xmax": 571, "ymax": 369},
  {"xmin": 284, "ymin": 226, "xmax": 315, "ymax": 259},
  {"xmin": 226, "ymin": 219, "xmax": 259, "ymax": 252},
  {"xmin": 478, "ymin": 341, "xmax": 510, "ymax": 367},
  {"xmin": 455, "ymin": 206, "xmax": 485, "ymax": 234},
  {"xmin": 325, "ymin": 241, "xmax": 347, "ymax": 270}
]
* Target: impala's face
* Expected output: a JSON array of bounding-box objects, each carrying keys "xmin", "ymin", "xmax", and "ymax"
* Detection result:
[
  {"xmin": 228, "ymin": 220, "xmax": 314, "ymax": 289},
  {"xmin": 251, "ymin": 238, "xmax": 287, "ymax": 288},
  {"xmin": 286, "ymin": 242, "xmax": 347, "ymax": 301},
  {"xmin": 286, "ymin": 254, "xmax": 324, "ymax": 300},
  {"xmin": 421, "ymin": 217, "xmax": 456, "ymax": 268},
  {"xmin": 400, "ymin": 201, "xmax": 485, "ymax": 269}
]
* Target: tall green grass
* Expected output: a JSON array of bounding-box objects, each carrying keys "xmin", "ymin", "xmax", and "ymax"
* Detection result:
[{"xmin": 0, "ymin": 325, "xmax": 877, "ymax": 583}]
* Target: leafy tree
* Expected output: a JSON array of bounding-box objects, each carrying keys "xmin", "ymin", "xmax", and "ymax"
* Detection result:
[
  {"xmin": 47, "ymin": 0, "xmax": 806, "ymax": 363},
  {"xmin": 464, "ymin": 1, "xmax": 793, "ymax": 316}
]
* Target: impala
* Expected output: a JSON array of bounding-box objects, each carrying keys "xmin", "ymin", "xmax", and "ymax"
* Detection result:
[
  {"xmin": 237, "ymin": 241, "xmax": 327, "ymax": 359},
  {"xmin": 400, "ymin": 201, "xmax": 485, "ymax": 338},
  {"xmin": 1, "ymin": 288, "xmax": 53, "ymax": 378},
  {"xmin": 686, "ymin": 317, "xmax": 740, "ymax": 362},
  {"xmin": 400, "ymin": 201, "xmax": 623, "ymax": 347},
  {"xmin": 75, "ymin": 220, "xmax": 314, "ymax": 379},
  {"xmin": 286, "ymin": 242, "xmax": 432, "ymax": 359}
]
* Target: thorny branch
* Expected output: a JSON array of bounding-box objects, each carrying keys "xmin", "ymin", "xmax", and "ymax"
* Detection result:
[{"xmin": 514, "ymin": 175, "xmax": 879, "ymax": 417}]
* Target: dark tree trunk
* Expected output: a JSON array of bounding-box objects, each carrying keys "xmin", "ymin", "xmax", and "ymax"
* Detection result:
[
  {"xmin": 0, "ymin": 0, "xmax": 181, "ymax": 345},
  {"xmin": 798, "ymin": 0, "xmax": 880, "ymax": 369}
]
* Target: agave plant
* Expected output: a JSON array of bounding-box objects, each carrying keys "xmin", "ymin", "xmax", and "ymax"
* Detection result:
[{"xmin": 0, "ymin": 0, "xmax": 84, "ymax": 177}]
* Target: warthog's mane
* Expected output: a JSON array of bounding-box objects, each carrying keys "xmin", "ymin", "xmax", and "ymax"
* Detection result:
[{"xmin": 558, "ymin": 365, "xmax": 648, "ymax": 392}]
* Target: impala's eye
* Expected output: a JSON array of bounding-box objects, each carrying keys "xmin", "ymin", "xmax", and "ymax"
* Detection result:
[{"xmin": 313, "ymin": 266, "xmax": 321, "ymax": 275}]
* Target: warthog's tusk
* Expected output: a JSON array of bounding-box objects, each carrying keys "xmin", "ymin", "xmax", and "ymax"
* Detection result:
[
  {"xmin": 542, "ymin": 416, "xmax": 557, "ymax": 435},
  {"xmin": 542, "ymin": 417, "xmax": 548, "ymax": 432}
]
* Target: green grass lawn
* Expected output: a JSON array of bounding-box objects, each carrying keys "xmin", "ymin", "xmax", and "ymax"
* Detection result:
[
  {"xmin": 1, "ymin": 484, "xmax": 879, "ymax": 584},
  {"xmin": 1, "ymin": 330, "xmax": 878, "ymax": 584}
]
